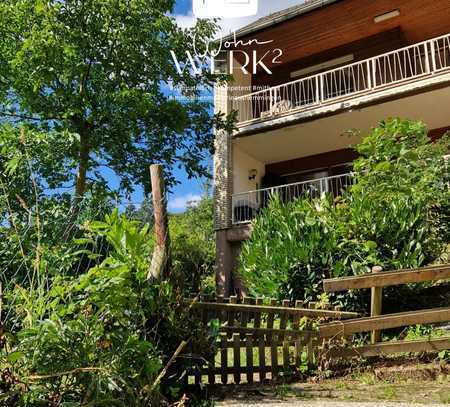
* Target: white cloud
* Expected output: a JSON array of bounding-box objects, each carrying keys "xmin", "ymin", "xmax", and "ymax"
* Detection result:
[
  {"xmin": 168, "ymin": 193, "xmax": 202, "ymax": 212},
  {"xmin": 174, "ymin": 0, "xmax": 305, "ymax": 35},
  {"xmin": 174, "ymin": 11, "xmax": 196, "ymax": 29}
]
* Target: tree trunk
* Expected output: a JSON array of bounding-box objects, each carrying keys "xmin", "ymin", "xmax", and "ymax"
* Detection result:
[
  {"xmin": 75, "ymin": 131, "xmax": 89, "ymax": 199},
  {"xmin": 147, "ymin": 164, "xmax": 171, "ymax": 280},
  {"xmin": 63, "ymin": 126, "xmax": 89, "ymax": 241}
]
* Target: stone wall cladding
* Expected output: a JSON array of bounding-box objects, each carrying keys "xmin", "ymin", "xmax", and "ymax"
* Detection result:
[
  {"xmin": 214, "ymin": 129, "xmax": 232, "ymax": 230},
  {"xmin": 213, "ymin": 84, "xmax": 233, "ymax": 230}
]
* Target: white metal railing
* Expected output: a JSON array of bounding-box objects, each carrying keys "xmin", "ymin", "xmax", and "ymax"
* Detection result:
[
  {"xmin": 232, "ymin": 173, "xmax": 354, "ymax": 224},
  {"xmin": 233, "ymin": 33, "xmax": 450, "ymax": 125}
]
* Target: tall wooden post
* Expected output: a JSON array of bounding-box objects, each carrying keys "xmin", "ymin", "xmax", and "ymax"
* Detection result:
[
  {"xmin": 371, "ymin": 266, "xmax": 383, "ymax": 344},
  {"xmin": 147, "ymin": 164, "xmax": 170, "ymax": 280}
]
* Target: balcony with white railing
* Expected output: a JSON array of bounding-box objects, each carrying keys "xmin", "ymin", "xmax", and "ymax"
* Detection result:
[
  {"xmin": 233, "ymin": 34, "xmax": 450, "ymax": 126},
  {"xmin": 232, "ymin": 173, "xmax": 354, "ymax": 224}
]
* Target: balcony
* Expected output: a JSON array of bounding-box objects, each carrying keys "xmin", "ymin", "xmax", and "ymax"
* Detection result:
[
  {"xmin": 232, "ymin": 173, "xmax": 354, "ymax": 224},
  {"xmin": 232, "ymin": 155, "xmax": 450, "ymax": 225},
  {"xmin": 233, "ymin": 34, "xmax": 450, "ymax": 127}
]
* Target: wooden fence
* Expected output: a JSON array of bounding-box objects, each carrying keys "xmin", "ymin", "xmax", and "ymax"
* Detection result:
[
  {"xmin": 186, "ymin": 296, "xmax": 357, "ymax": 385},
  {"xmin": 321, "ymin": 263, "xmax": 450, "ymax": 358},
  {"xmin": 184, "ymin": 264, "xmax": 450, "ymax": 385}
]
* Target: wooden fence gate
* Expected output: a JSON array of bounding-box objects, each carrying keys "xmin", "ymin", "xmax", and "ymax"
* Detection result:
[{"xmin": 187, "ymin": 296, "xmax": 357, "ymax": 385}]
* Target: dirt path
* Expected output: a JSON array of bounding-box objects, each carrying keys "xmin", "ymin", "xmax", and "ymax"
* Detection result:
[
  {"xmin": 212, "ymin": 361, "xmax": 450, "ymax": 406},
  {"xmin": 219, "ymin": 402, "xmax": 448, "ymax": 406},
  {"xmin": 215, "ymin": 382, "xmax": 450, "ymax": 406}
]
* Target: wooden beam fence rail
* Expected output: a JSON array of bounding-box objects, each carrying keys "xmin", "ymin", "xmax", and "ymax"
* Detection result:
[
  {"xmin": 319, "ymin": 307, "xmax": 450, "ymax": 338},
  {"xmin": 323, "ymin": 264, "xmax": 450, "ymax": 292},
  {"xmin": 219, "ymin": 326, "xmax": 315, "ymax": 339},
  {"xmin": 190, "ymin": 301, "xmax": 359, "ymax": 320},
  {"xmin": 322, "ymin": 263, "xmax": 450, "ymax": 348},
  {"xmin": 327, "ymin": 336, "xmax": 450, "ymax": 358}
]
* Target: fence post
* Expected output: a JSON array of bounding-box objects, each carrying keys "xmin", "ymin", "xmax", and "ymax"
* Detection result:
[
  {"xmin": 371, "ymin": 266, "xmax": 383, "ymax": 344},
  {"xmin": 147, "ymin": 164, "xmax": 170, "ymax": 280}
]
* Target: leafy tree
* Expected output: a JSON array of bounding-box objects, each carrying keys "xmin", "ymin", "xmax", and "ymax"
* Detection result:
[
  {"xmin": 124, "ymin": 197, "xmax": 154, "ymax": 227},
  {"xmin": 0, "ymin": 125, "xmax": 76, "ymax": 212},
  {"xmin": 0, "ymin": 0, "xmax": 233, "ymax": 198}
]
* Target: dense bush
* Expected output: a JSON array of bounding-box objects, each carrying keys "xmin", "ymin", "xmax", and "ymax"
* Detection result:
[
  {"xmin": 239, "ymin": 119, "xmax": 449, "ymax": 309},
  {"xmin": 238, "ymin": 196, "xmax": 338, "ymax": 300},
  {"xmin": 1, "ymin": 210, "xmax": 215, "ymax": 405},
  {"xmin": 1, "ymin": 125, "xmax": 217, "ymax": 404},
  {"xmin": 169, "ymin": 196, "xmax": 216, "ymax": 295}
]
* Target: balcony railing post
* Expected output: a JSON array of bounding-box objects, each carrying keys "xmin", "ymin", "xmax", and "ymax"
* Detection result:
[
  {"xmin": 424, "ymin": 42, "xmax": 431, "ymax": 74},
  {"xmin": 366, "ymin": 60, "xmax": 372, "ymax": 89},
  {"xmin": 319, "ymin": 74, "xmax": 324, "ymax": 103},
  {"xmin": 371, "ymin": 58, "xmax": 378, "ymax": 88},
  {"xmin": 430, "ymin": 39, "xmax": 437, "ymax": 72},
  {"xmin": 315, "ymin": 75, "xmax": 320, "ymax": 104},
  {"xmin": 269, "ymin": 88, "xmax": 274, "ymax": 114}
]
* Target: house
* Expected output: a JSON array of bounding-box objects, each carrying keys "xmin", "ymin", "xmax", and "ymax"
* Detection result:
[{"xmin": 213, "ymin": 0, "xmax": 450, "ymax": 296}]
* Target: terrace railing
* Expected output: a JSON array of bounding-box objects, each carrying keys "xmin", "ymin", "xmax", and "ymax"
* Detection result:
[
  {"xmin": 233, "ymin": 33, "xmax": 450, "ymax": 125},
  {"xmin": 232, "ymin": 172, "xmax": 354, "ymax": 224}
]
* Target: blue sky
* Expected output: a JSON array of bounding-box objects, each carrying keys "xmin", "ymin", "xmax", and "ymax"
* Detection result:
[{"xmin": 161, "ymin": 0, "xmax": 304, "ymax": 213}]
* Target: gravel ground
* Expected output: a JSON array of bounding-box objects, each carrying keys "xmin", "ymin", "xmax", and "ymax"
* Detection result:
[
  {"xmin": 218, "ymin": 402, "xmax": 448, "ymax": 407},
  {"xmin": 213, "ymin": 360, "xmax": 449, "ymax": 406}
]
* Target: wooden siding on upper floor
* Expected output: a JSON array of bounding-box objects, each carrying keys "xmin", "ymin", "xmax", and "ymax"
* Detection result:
[
  {"xmin": 266, "ymin": 148, "xmax": 357, "ymax": 177},
  {"xmin": 252, "ymin": 28, "xmax": 407, "ymax": 91},
  {"xmin": 232, "ymin": 0, "xmax": 450, "ymax": 75}
]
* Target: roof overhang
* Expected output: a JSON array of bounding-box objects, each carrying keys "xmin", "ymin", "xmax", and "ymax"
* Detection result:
[{"xmin": 223, "ymin": 0, "xmax": 340, "ymax": 41}]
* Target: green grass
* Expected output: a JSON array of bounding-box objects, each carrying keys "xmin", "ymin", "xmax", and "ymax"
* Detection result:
[
  {"xmin": 354, "ymin": 372, "xmax": 376, "ymax": 386},
  {"xmin": 439, "ymin": 391, "xmax": 450, "ymax": 404},
  {"xmin": 378, "ymin": 386, "xmax": 397, "ymax": 400},
  {"xmin": 275, "ymin": 384, "xmax": 290, "ymax": 398}
]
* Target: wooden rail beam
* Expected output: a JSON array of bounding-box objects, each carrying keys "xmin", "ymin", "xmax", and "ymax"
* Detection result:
[
  {"xmin": 220, "ymin": 326, "xmax": 315, "ymax": 339},
  {"xmin": 319, "ymin": 307, "xmax": 450, "ymax": 338},
  {"xmin": 323, "ymin": 264, "xmax": 450, "ymax": 293},
  {"xmin": 191, "ymin": 301, "xmax": 359, "ymax": 319},
  {"xmin": 328, "ymin": 336, "xmax": 450, "ymax": 358}
]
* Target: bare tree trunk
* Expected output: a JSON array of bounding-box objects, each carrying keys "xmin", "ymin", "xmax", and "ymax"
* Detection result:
[
  {"xmin": 75, "ymin": 132, "xmax": 89, "ymax": 199},
  {"xmin": 63, "ymin": 127, "xmax": 89, "ymax": 241},
  {"xmin": 147, "ymin": 164, "xmax": 171, "ymax": 280}
]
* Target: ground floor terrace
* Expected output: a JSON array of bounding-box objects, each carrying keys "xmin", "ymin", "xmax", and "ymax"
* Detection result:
[
  {"xmin": 215, "ymin": 83, "xmax": 450, "ymax": 296},
  {"xmin": 231, "ymin": 86, "xmax": 450, "ymax": 225}
]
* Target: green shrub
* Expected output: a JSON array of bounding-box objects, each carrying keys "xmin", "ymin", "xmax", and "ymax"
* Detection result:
[
  {"xmin": 1, "ymin": 210, "xmax": 215, "ymax": 406},
  {"xmin": 239, "ymin": 119, "xmax": 449, "ymax": 307},
  {"xmin": 239, "ymin": 196, "xmax": 338, "ymax": 301},
  {"xmin": 169, "ymin": 196, "xmax": 215, "ymax": 295}
]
